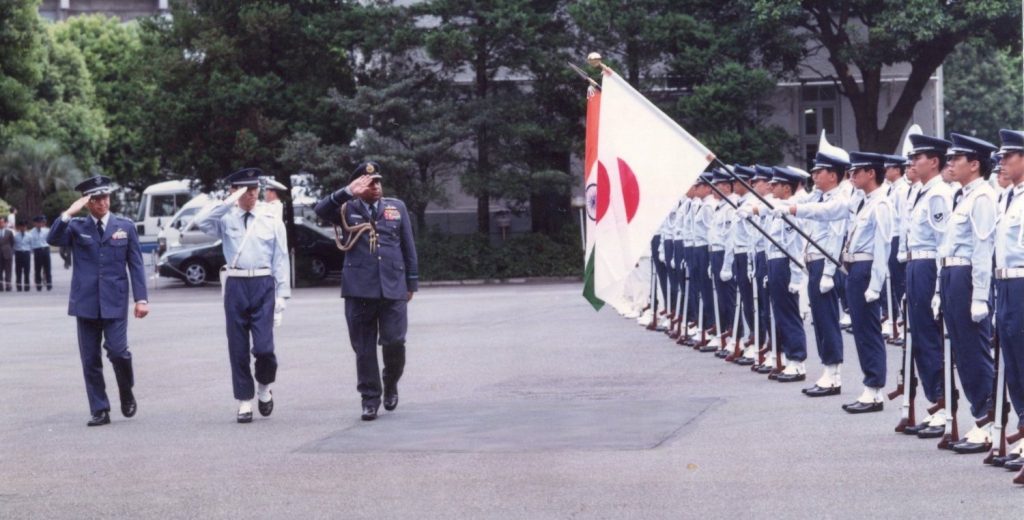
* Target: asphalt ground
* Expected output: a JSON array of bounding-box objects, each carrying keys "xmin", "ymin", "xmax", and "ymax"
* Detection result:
[{"xmin": 0, "ymin": 252, "xmax": 1021, "ymax": 519}]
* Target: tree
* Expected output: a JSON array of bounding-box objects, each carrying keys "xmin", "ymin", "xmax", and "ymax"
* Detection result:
[
  {"xmin": 752, "ymin": 0, "xmax": 1021, "ymax": 153},
  {"xmin": 52, "ymin": 15, "xmax": 160, "ymax": 195},
  {"xmin": 944, "ymin": 38, "xmax": 1023, "ymax": 143},
  {"xmin": 0, "ymin": 136, "xmax": 82, "ymax": 218},
  {"xmin": 421, "ymin": 0, "xmax": 569, "ymax": 233},
  {"xmin": 0, "ymin": 0, "xmax": 43, "ymax": 139},
  {"xmin": 6, "ymin": 24, "xmax": 108, "ymax": 169}
]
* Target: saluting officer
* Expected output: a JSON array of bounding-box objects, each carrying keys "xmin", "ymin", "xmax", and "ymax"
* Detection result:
[
  {"xmin": 993, "ymin": 129, "xmax": 1024, "ymax": 466},
  {"xmin": 938, "ymin": 134, "xmax": 999, "ymax": 453},
  {"xmin": 897, "ymin": 134, "xmax": 955, "ymax": 438},
  {"xmin": 793, "ymin": 151, "xmax": 850, "ymax": 396},
  {"xmin": 314, "ymin": 162, "xmax": 419, "ymax": 421},
  {"xmin": 194, "ymin": 167, "xmax": 291, "ymax": 424},
  {"xmin": 48, "ymin": 176, "xmax": 149, "ymax": 426}
]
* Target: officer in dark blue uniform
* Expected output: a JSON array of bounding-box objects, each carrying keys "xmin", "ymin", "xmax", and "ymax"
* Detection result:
[
  {"xmin": 47, "ymin": 176, "xmax": 149, "ymax": 426},
  {"xmin": 315, "ymin": 162, "xmax": 419, "ymax": 421}
]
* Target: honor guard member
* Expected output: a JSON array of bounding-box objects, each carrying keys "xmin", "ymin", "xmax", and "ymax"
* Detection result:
[
  {"xmin": 939, "ymin": 133, "xmax": 999, "ymax": 453},
  {"xmin": 883, "ymin": 155, "xmax": 910, "ymax": 332},
  {"xmin": 709, "ymin": 168, "xmax": 738, "ymax": 351},
  {"xmin": 47, "ymin": 176, "xmax": 149, "ymax": 426},
  {"xmin": 314, "ymin": 162, "xmax": 419, "ymax": 421},
  {"xmin": 993, "ymin": 129, "xmax": 1024, "ymax": 464},
  {"xmin": 690, "ymin": 172, "xmax": 716, "ymax": 347},
  {"xmin": 260, "ymin": 177, "xmax": 288, "ymax": 220},
  {"xmin": 30, "ymin": 215, "xmax": 52, "ymax": 291},
  {"xmin": 897, "ymin": 135, "xmax": 955, "ymax": 437},
  {"xmin": 786, "ymin": 152, "xmax": 893, "ymax": 411},
  {"xmin": 793, "ymin": 151, "xmax": 850, "ymax": 396},
  {"xmin": 750, "ymin": 165, "xmax": 775, "ymax": 353},
  {"xmin": 722, "ymin": 165, "xmax": 756, "ymax": 362},
  {"xmin": 747, "ymin": 167, "xmax": 809, "ymax": 380},
  {"xmin": 680, "ymin": 188, "xmax": 703, "ymax": 340},
  {"xmin": 195, "ymin": 167, "xmax": 291, "ymax": 424},
  {"xmin": 668, "ymin": 195, "xmax": 691, "ymax": 338},
  {"xmin": 658, "ymin": 204, "xmax": 679, "ymax": 330}
]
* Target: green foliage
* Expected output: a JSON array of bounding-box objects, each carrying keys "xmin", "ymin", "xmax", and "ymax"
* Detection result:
[
  {"xmin": 41, "ymin": 189, "xmax": 81, "ymax": 222},
  {"xmin": 945, "ymin": 39, "xmax": 1024, "ymax": 143},
  {"xmin": 417, "ymin": 226, "xmax": 582, "ymax": 281},
  {"xmin": 0, "ymin": 0, "xmax": 43, "ymax": 138},
  {"xmin": 0, "ymin": 135, "xmax": 82, "ymax": 218}
]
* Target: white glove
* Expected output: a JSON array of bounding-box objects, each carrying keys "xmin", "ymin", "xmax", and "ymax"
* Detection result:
[
  {"xmin": 658, "ymin": 243, "xmax": 665, "ymax": 263},
  {"xmin": 896, "ymin": 252, "xmax": 908, "ymax": 263},
  {"xmin": 931, "ymin": 294, "xmax": 942, "ymax": 319},
  {"xmin": 736, "ymin": 207, "xmax": 751, "ymax": 219},
  {"xmin": 971, "ymin": 300, "xmax": 988, "ymax": 322},
  {"xmin": 819, "ymin": 275, "xmax": 834, "ymax": 294},
  {"xmin": 274, "ymin": 311, "xmax": 283, "ymax": 328},
  {"xmin": 275, "ymin": 297, "xmax": 286, "ymax": 313},
  {"xmin": 770, "ymin": 204, "xmax": 790, "ymax": 218},
  {"xmin": 788, "ymin": 282, "xmax": 800, "ymax": 294},
  {"xmin": 864, "ymin": 289, "xmax": 880, "ymax": 303},
  {"xmin": 720, "ymin": 268, "xmax": 733, "ymax": 282}
]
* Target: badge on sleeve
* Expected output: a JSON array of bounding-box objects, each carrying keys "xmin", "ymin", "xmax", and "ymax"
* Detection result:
[{"xmin": 933, "ymin": 212, "xmax": 944, "ymax": 222}]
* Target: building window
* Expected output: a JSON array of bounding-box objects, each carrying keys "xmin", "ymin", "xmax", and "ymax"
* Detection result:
[{"xmin": 800, "ymin": 85, "xmax": 840, "ymax": 170}]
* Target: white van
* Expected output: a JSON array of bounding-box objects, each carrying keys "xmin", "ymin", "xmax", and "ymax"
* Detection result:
[
  {"xmin": 135, "ymin": 180, "xmax": 194, "ymax": 252},
  {"xmin": 155, "ymin": 193, "xmax": 217, "ymax": 256}
]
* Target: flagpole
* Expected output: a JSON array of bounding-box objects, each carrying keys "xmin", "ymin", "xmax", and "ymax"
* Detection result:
[
  {"xmin": 714, "ymin": 158, "xmax": 847, "ymax": 274},
  {"xmin": 704, "ymin": 179, "xmax": 805, "ymax": 271}
]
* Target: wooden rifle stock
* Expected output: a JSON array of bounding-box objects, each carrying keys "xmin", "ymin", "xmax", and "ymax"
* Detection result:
[{"xmin": 985, "ymin": 332, "xmax": 1006, "ymax": 464}]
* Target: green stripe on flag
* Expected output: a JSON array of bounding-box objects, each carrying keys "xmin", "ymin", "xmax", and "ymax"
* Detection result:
[{"xmin": 582, "ymin": 248, "xmax": 604, "ymax": 311}]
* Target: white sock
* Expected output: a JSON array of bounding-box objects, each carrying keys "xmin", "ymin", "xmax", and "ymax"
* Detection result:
[
  {"xmin": 857, "ymin": 387, "xmax": 881, "ymax": 403},
  {"xmin": 829, "ymin": 364, "xmax": 842, "ymax": 387},
  {"xmin": 238, "ymin": 399, "xmax": 252, "ymax": 413},
  {"xmin": 258, "ymin": 384, "xmax": 272, "ymax": 402}
]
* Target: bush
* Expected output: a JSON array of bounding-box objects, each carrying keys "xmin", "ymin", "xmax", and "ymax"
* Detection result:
[{"xmin": 416, "ymin": 226, "xmax": 583, "ymax": 281}]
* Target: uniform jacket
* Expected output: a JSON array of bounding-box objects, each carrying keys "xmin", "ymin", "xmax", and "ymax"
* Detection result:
[
  {"xmin": 48, "ymin": 214, "xmax": 148, "ymax": 319},
  {"xmin": 315, "ymin": 190, "xmax": 419, "ymax": 300}
]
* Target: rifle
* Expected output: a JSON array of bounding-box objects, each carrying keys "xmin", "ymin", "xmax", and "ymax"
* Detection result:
[
  {"xmin": 888, "ymin": 296, "xmax": 916, "ymax": 432},
  {"xmin": 669, "ymin": 259, "xmax": 686, "ymax": 339},
  {"xmin": 938, "ymin": 314, "xmax": 960, "ymax": 450},
  {"xmin": 676, "ymin": 259, "xmax": 690, "ymax": 343},
  {"xmin": 707, "ymin": 256, "xmax": 724, "ymax": 353},
  {"xmin": 985, "ymin": 331, "xmax": 1008, "ymax": 465},
  {"xmin": 884, "ymin": 276, "xmax": 901, "ymax": 344},
  {"xmin": 725, "ymin": 283, "xmax": 743, "ymax": 361},
  {"xmin": 646, "ymin": 254, "xmax": 659, "ymax": 330}
]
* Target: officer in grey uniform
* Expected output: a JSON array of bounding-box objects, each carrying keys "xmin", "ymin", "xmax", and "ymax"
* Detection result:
[
  {"xmin": 195, "ymin": 167, "xmax": 291, "ymax": 424},
  {"xmin": 47, "ymin": 176, "xmax": 149, "ymax": 426},
  {"xmin": 314, "ymin": 162, "xmax": 419, "ymax": 421}
]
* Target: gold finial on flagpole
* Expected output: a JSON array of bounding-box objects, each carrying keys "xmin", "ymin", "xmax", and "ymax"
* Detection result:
[{"xmin": 586, "ymin": 52, "xmax": 602, "ymax": 67}]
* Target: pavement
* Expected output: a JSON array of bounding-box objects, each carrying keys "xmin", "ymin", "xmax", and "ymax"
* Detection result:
[{"xmin": 1, "ymin": 252, "xmax": 1021, "ymax": 519}]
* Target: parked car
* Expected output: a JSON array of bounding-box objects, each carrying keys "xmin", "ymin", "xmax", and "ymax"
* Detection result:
[{"xmin": 157, "ymin": 220, "xmax": 344, "ymax": 286}]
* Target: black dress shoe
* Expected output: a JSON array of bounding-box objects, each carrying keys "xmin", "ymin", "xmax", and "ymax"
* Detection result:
[
  {"xmin": 803, "ymin": 384, "xmax": 841, "ymax": 397},
  {"xmin": 383, "ymin": 392, "xmax": 399, "ymax": 412},
  {"xmin": 258, "ymin": 391, "xmax": 274, "ymax": 417},
  {"xmin": 902, "ymin": 422, "xmax": 931, "ymax": 435},
  {"xmin": 237, "ymin": 410, "xmax": 253, "ymax": 423},
  {"xmin": 992, "ymin": 453, "xmax": 1020, "ymax": 467},
  {"xmin": 120, "ymin": 392, "xmax": 137, "ymax": 418},
  {"xmin": 842, "ymin": 401, "xmax": 883, "ymax": 414},
  {"xmin": 755, "ymin": 365, "xmax": 774, "ymax": 374},
  {"xmin": 952, "ymin": 440, "xmax": 991, "ymax": 454},
  {"xmin": 87, "ymin": 410, "xmax": 110, "ymax": 427},
  {"xmin": 776, "ymin": 373, "xmax": 806, "ymax": 383},
  {"xmin": 916, "ymin": 425, "xmax": 945, "ymax": 439},
  {"xmin": 361, "ymin": 404, "xmax": 378, "ymax": 421},
  {"xmin": 734, "ymin": 357, "xmax": 755, "ymax": 366},
  {"xmin": 1004, "ymin": 457, "xmax": 1024, "ymax": 471}
]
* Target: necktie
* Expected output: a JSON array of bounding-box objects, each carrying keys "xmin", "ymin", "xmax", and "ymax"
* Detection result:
[
  {"xmin": 817, "ymin": 193, "xmax": 824, "ymax": 203},
  {"xmin": 96, "ymin": 219, "xmax": 104, "ymax": 237},
  {"xmin": 887, "ymin": 185, "xmax": 893, "ymax": 196},
  {"xmin": 1008, "ymin": 189, "xmax": 1016, "ymax": 209},
  {"xmin": 370, "ymin": 203, "xmax": 378, "ymax": 220},
  {"xmin": 856, "ymin": 199, "xmax": 865, "ymax": 214},
  {"xmin": 953, "ymin": 189, "xmax": 964, "ymax": 210},
  {"xmin": 243, "ymin": 212, "xmax": 252, "ymax": 229},
  {"xmin": 914, "ymin": 189, "xmax": 926, "ymax": 208}
]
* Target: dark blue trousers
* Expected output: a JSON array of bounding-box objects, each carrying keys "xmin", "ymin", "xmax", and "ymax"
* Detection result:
[
  {"xmin": 755, "ymin": 252, "xmax": 769, "ymax": 341},
  {"xmin": 885, "ymin": 238, "xmax": 905, "ymax": 320},
  {"xmin": 846, "ymin": 261, "xmax": 886, "ymax": 388},
  {"xmin": 711, "ymin": 250, "xmax": 736, "ymax": 333},
  {"xmin": 691, "ymin": 247, "xmax": 713, "ymax": 329},
  {"xmin": 768, "ymin": 258, "xmax": 806, "ymax": 362},
  {"xmin": 666, "ymin": 239, "xmax": 679, "ymax": 314},
  {"xmin": 345, "ymin": 297, "xmax": 408, "ymax": 407},
  {"xmin": 684, "ymin": 246, "xmax": 698, "ymax": 323},
  {"xmin": 835, "ymin": 268, "xmax": 849, "ymax": 314},
  {"xmin": 652, "ymin": 236, "xmax": 667, "ymax": 306},
  {"xmin": 76, "ymin": 317, "xmax": 133, "ymax": 414},
  {"xmin": 906, "ymin": 259, "xmax": 943, "ymax": 403},
  {"xmin": 941, "ymin": 266, "xmax": 994, "ymax": 419},
  {"xmin": 996, "ymin": 279, "xmax": 1024, "ymax": 428},
  {"xmin": 33, "ymin": 247, "xmax": 51, "ymax": 289},
  {"xmin": 14, "ymin": 250, "xmax": 30, "ymax": 290},
  {"xmin": 736, "ymin": 253, "xmax": 753, "ymax": 339},
  {"xmin": 223, "ymin": 276, "xmax": 277, "ymax": 401},
  {"xmin": 672, "ymin": 240, "xmax": 686, "ymax": 315},
  {"xmin": 807, "ymin": 259, "xmax": 843, "ymax": 365}
]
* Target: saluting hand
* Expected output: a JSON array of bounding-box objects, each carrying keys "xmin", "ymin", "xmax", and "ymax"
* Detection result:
[
  {"xmin": 348, "ymin": 175, "xmax": 374, "ymax": 198},
  {"xmin": 64, "ymin": 195, "xmax": 91, "ymax": 218},
  {"xmin": 134, "ymin": 302, "xmax": 149, "ymax": 319}
]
